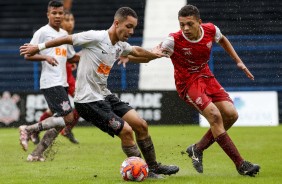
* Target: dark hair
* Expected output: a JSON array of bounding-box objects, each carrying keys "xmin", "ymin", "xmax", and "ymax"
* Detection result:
[
  {"xmin": 178, "ymin": 5, "xmax": 200, "ymax": 20},
  {"xmin": 114, "ymin": 7, "xmax": 138, "ymax": 21},
  {"xmin": 64, "ymin": 10, "xmax": 73, "ymax": 16},
  {"xmin": 48, "ymin": 0, "xmax": 63, "ymax": 8}
]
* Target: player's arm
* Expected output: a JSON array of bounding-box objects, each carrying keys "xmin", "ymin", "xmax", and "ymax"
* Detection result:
[
  {"xmin": 24, "ymin": 54, "xmax": 59, "ymax": 66},
  {"xmin": 129, "ymin": 45, "xmax": 166, "ymax": 61},
  {"xmin": 118, "ymin": 43, "xmax": 171, "ymax": 66},
  {"xmin": 20, "ymin": 35, "xmax": 73, "ymax": 56},
  {"xmin": 218, "ymin": 35, "xmax": 254, "ymax": 80},
  {"xmin": 67, "ymin": 53, "xmax": 80, "ymax": 63}
]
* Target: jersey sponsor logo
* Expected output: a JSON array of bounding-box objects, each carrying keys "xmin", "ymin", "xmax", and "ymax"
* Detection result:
[
  {"xmin": 182, "ymin": 48, "xmax": 192, "ymax": 56},
  {"xmin": 108, "ymin": 118, "xmax": 121, "ymax": 130},
  {"xmin": 60, "ymin": 101, "xmax": 71, "ymax": 111},
  {"xmin": 206, "ymin": 41, "xmax": 212, "ymax": 49},
  {"xmin": 55, "ymin": 48, "xmax": 67, "ymax": 57},
  {"xmin": 97, "ymin": 63, "xmax": 111, "ymax": 75}
]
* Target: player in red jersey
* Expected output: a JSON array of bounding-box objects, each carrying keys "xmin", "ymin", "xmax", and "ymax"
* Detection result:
[
  {"xmin": 122, "ymin": 4, "xmax": 260, "ymax": 177},
  {"xmin": 30, "ymin": 11, "xmax": 79, "ymax": 145}
]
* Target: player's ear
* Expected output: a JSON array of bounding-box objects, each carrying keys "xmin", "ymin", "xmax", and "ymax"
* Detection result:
[
  {"xmin": 199, "ymin": 19, "xmax": 202, "ymax": 24},
  {"xmin": 114, "ymin": 20, "xmax": 119, "ymax": 28}
]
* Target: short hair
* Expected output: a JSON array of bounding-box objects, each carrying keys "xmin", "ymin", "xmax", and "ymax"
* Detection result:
[
  {"xmin": 114, "ymin": 7, "xmax": 138, "ymax": 21},
  {"xmin": 48, "ymin": 0, "xmax": 63, "ymax": 9},
  {"xmin": 64, "ymin": 10, "xmax": 73, "ymax": 16},
  {"xmin": 178, "ymin": 5, "xmax": 200, "ymax": 20}
]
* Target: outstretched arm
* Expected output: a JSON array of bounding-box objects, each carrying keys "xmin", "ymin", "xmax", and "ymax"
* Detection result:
[
  {"xmin": 118, "ymin": 44, "xmax": 168, "ymax": 66},
  {"xmin": 20, "ymin": 35, "xmax": 73, "ymax": 56},
  {"xmin": 218, "ymin": 35, "xmax": 254, "ymax": 80}
]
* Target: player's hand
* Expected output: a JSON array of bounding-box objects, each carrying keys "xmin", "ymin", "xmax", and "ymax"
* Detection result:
[
  {"xmin": 237, "ymin": 62, "xmax": 254, "ymax": 80},
  {"xmin": 45, "ymin": 56, "xmax": 59, "ymax": 66},
  {"xmin": 151, "ymin": 43, "xmax": 170, "ymax": 58},
  {"xmin": 117, "ymin": 55, "xmax": 129, "ymax": 68},
  {"xmin": 19, "ymin": 43, "xmax": 39, "ymax": 56},
  {"xmin": 71, "ymin": 63, "xmax": 77, "ymax": 70}
]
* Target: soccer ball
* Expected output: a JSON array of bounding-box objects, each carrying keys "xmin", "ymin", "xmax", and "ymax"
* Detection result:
[{"xmin": 120, "ymin": 156, "xmax": 149, "ymax": 182}]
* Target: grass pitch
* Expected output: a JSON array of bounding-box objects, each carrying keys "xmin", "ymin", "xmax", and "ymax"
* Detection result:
[{"xmin": 0, "ymin": 125, "xmax": 281, "ymax": 184}]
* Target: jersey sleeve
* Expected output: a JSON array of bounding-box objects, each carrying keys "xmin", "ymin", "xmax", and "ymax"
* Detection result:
[
  {"xmin": 72, "ymin": 30, "xmax": 103, "ymax": 46},
  {"xmin": 30, "ymin": 30, "xmax": 42, "ymax": 44},
  {"xmin": 161, "ymin": 36, "xmax": 175, "ymax": 56},
  {"xmin": 67, "ymin": 44, "xmax": 76, "ymax": 59},
  {"xmin": 120, "ymin": 42, "xmax": 132, "ymax": 56},
  {"xmin": 214, "ymin": 25, "xmax": 223, "ymax": 43}
]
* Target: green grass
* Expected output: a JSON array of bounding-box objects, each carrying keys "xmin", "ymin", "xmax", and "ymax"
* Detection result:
[{"xmin": 0, "ymin": 125, "xmax": 281, "ymax": 184}]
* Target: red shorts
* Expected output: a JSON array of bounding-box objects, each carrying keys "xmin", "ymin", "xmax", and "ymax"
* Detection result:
[{"xmin": 184, "ymin": 77, "xmax": 233, "ymax": 112}]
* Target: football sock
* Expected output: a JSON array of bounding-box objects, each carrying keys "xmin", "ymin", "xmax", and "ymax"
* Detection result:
[
  {"xmin": 122, "ymin": 144, "xmax": 142, "ymax": 158},
  {"xmin": 137, "ymin": 136, "xmax": 157, "ymax": 167},
  {"xmin": 32, "ymin": 128, "xmax": 59, "ymax": 156},
  {"xmin": 39, "ymin": 111, "xmax": 52, "ymax": 121},
  {"xmin": 196, "ymin": 129, "xmax": 215, "ymax": 151},
  {"xmin": 61, "ymin": 109, "xmax": 79, "ymax": 135},
  {"xmin": 215, "ymin": 132, "xmax": 244, "ymax": 168},
  {"xmin": 26, "ymin": 117, "xmax": 65, "ymax": 132}
]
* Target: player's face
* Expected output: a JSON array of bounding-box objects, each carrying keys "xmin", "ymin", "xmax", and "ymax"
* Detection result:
[
  {"xmin": 47, "ymin": 6, "xmax": 64, "ymax": 31},
  {"xmin": 116, "ymin": 16, "xmax": 137, "ymax": 42},
  {"xmin": 179, "ymin": 16, "xmax": 202, "ymax": 40},
  {"xmin": 61, "ymin": 14, "xmax": 75, "ymax": 34}
]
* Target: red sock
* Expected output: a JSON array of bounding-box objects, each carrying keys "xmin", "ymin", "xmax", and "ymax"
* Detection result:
[
  {"xmin": 69, "ymin": 109, "xmax": 79, "ymax": 129},
  {"xmin": 196, "ymin": 129, "xmax": 215, "ymax": 151},
  {"xmin": 60, "ymin": 109, "xmax": 79, "ymax": 135},
  {"xmin": 216, "ymin": 132, "xmax": 244, "ymax": 168},
  {"xmin": 39, "ymin": 111, "xmax": 52, "ymax": 121}
]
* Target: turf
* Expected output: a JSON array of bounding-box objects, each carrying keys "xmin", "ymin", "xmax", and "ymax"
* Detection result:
[{"xmin": 0, "ymin": 125, "xmax": 281, "ymax": 184}]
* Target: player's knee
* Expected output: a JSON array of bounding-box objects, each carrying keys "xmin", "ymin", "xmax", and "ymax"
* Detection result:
[
  {"xmin": 63, "ymin": 111, "xmax": 74, "ymax": 124},
  {"xmin": 119, "ymin": 123, "xmax": 134, "ymax": 141},
  {"xmin": 224, "ymin": 110, "xmax": 238, "ymax": 129},
  {"xmin": 207, "ymin": 110, "xmax": 222, "ymax": 126},
  {"xmin": 134, "ymin": 119, "xmax": 148, "ymax": 136}
]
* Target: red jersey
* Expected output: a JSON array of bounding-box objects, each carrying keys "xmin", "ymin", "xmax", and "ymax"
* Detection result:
[{"xmin": 168, "ymin": 23, "xmax": 217, "ymax": 98}]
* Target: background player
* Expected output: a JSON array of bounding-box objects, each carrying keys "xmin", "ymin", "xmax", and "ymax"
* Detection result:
[
  {"xmin": 30, "ymin": 11, "xmax": 80, "ymax": 145},
  {"xmin": 19, "ymin": 0, "xmax": 80, "ymax": 161}
]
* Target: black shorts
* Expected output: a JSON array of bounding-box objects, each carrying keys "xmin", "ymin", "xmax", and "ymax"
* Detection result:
[
  {"xmin": 41, "ymin": 86, "xmax": 73, "ymax": 117},
  {"xmin": 75, "ymin": 94, "xmax": 133, "ymax": 137}
]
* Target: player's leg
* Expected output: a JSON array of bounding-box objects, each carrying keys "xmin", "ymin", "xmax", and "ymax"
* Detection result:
[
  {"xmin": 190, "ymin": 101, "xmax": 260, "ymax": 176},
  {"xmin": 105, "ymin": 94, "xmax": 179, "ymax": 176},
  {"xmin": 122, "ymin": 109, "xmax": 179, "ymax": 176},
  {"xmin": 30, "ymin": 109, "xmax": 53, "ymax": 145},
  {"xmin": 186, "ymin": 77, "xmax": 236, "ymax": 172},
  {"xmin": 28, "ymin": 111, "xmax": 73, "ymax": 161},
  {"xmin": 75, "ymin": 100, "xmax": 141, "ymax": 155},
  {"xmin": 60, "ymin": 75, "xmax": 79, "ymax": 143},
  {"xmin": 215, "ymin": 101, "xmax": 238, "ymax": 130},
  {"xmin": 190, "ymin": 102, "xmax": 237, "ymax": 153},
  {"xmin": 19, "ymin": 87, "xmax": 70, "ymax": 148},
  {"xmin": 60, "ymin": 108, "xmax": 79, "ymax": 144},
  {"xmin": 191, "ymin": 102, "xmax": 237, "ymax": 153},
  {"xmin": 74, "ymin": 100, "xmax": 147, "ymax": 164},
  {"xmin": 22, "ymin": 87, "xmax": 73, "ymax": 159}
]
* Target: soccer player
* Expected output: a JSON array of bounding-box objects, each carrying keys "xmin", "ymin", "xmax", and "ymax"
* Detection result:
[
  {"xmin": 20, "ymin": 7, "xmax": 179, "ymax": 178},
  {"xmin": 120, "ymin": 4, "xmax": 260, "ymax": 177},
  {"xmin": 30, "ymin": 11, "xmax": 80, "ymax": 145},
  {"xmin": 19, "ymin": 0, "xmax": 80, "ymax": 161}
]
